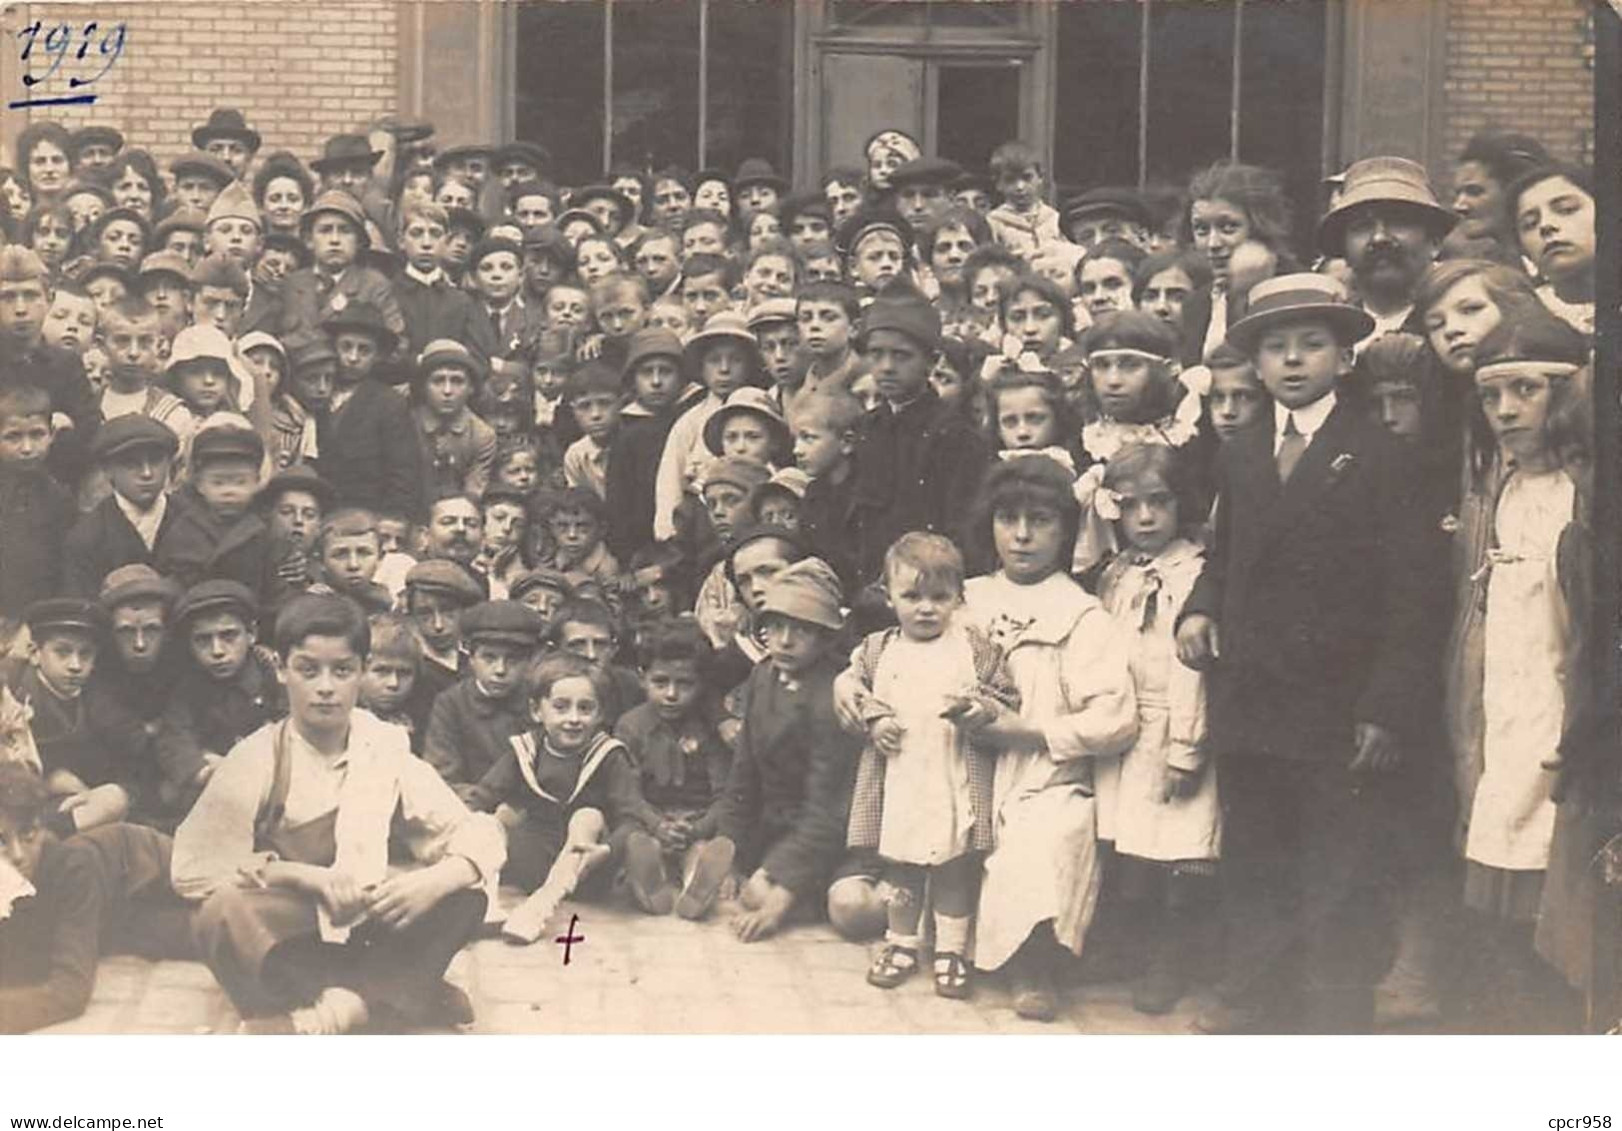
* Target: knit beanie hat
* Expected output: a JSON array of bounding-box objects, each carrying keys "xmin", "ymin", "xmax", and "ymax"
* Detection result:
[{"xmin": 858, "ymin": 279, "xmax": 941, "ymax": 353}]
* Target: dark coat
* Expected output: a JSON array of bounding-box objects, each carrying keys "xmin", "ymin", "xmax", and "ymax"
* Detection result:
[
  {"xmin": 280, "ymin": 265, "xmax": 407, "ymax": 361},
  {"xmin": 423, "ymin": 677, "xmax": 530, "ymax": 791},
  {"xmin": 153, "ymin": 487, "xmax": 275, "ymax": 600},
  {"xmin": 62, "ymin": 494, "xmax": 182, "ymax": 598},
  {"xmin": 603, "ymin": 391, "xmax": 702, "ymax": 562},
  {"xmin": 0, "ymin": 468, "xmax": 74, "ymax": 619},
  {"xmin": 1182, "ymin": 401, "xmax": 1434, "ymax": 762},
  {"xmin": 713, "ymin": 656, "xmax": 862, "ymax": 898},
  {"xmin": 154, "ymin": 645, "xmax": 283, "ymax": 808},
  {"xmin": 850, "ymin": 386, "xmax": 991, "ymax": 585},
  {"xmin": 392, "ymin": 271, "xmax": 501, "ymax": 364},
  {"xmin": 314, "ymin": 379, "xmax": 426, "ymax": 523},
  {"xmin": 239, "ymin": 282, "xmax": 284, "ymax": 339},
  {"xmin": 613, "ymin": 701, "xmax": 733, "ymax": 834}
]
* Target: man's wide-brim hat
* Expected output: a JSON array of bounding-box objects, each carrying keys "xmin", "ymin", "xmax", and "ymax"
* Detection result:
[
  {"xmin": 193, "ymin": 108, "xmax": 261, "ymax": 153},
  {"xmin": 321, "ymin": 300, "xmax": 398, "ymax": 354},
  {"xmin": 733, "ymin": 158, "xmax": 788, "ymax": 194},
  {"xmin": 1316, "ymin": 156, "xmax": 1457, "ymax": 255},
  {"xmin": 1225, "ymin": 272, "xmax": 1376, "ymax": 354},
  {"xmin": 311, "ymin": 134, "xmax": 384, "ymax": 174}
]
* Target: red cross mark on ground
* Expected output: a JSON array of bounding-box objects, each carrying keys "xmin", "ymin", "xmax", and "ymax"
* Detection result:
[{"xmin": 555, "ymin": 913, "xmax": 585, "ymax": 965}]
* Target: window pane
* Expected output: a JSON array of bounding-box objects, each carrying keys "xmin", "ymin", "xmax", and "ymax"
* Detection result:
[
  {"xmin": 612, "ymin": 0, "xmax": 701, "ymax": 174},
  {"xmin": 706, "ymin": 0, "xmax": 793, "ymax": 179},
  {"xmin": 1145, "ymin": 0, "xmax": 1237, "ymax": 188},
  {"xmin": 516, "ymin": 3, "xmax": 606, "ymax": 182},
  {"xmin": 1053, "ymin": 1, "xmax": 1142, "ymax": 194},
  {"xmin": 1239, "ymin": 0, "xmax": 1328, "ymax": 259},
  {"xmin": 936, "ymin": 63, "xmax": 1022, "ymax": 172}
]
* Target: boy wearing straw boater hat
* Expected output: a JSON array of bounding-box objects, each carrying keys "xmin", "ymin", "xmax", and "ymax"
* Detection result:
[
  {"xmin": 1316, "ymin": 156, "xmax": 1457, "ymax": 347},
  {"xmin": 1177, "ymin": 273, "xmax": 1432, "ymax": 1035}
]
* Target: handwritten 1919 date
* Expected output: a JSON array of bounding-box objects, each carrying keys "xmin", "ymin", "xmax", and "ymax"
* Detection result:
[{"xmin": 10, "ymin": 20, "xmax": 127, "ymax": 109}]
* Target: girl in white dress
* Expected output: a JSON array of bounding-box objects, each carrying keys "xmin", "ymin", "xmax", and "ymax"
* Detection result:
[
  {"xmin": 845, "ymin": 533, "xmax": 1016, "ymax": 1000},
  {"xmin": 1448, "ymin": 311, "xmax": 1592, "ymax": 1022},
  {"xmin": 1094, "ymin": 444, "xmax": 1218, "ymax": 1015}
]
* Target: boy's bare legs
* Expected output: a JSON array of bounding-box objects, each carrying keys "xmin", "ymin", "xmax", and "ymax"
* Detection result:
[
  {"xmin": 675, "ymin": 835, "xmax": 735, "ymax": 921},
  {"xmin": 731, "ymin": 868, "xmax": 796, "ymax": 942},
  {"xmin": 503, "ymin": 808, "xmax": 611, "ymax": 944},
  {"xmin": 827, "ymin": 876, "xmax": 886, "ymax": 942}
]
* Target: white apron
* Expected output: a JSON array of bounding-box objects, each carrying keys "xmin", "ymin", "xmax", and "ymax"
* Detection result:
[{"xmin": 1465, "ymin": 470, "xmax": 1573, "ymax": 872}]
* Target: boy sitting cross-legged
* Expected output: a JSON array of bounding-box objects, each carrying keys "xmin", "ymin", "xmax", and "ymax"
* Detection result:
[
  {"xmin": 612, "ymin": 619, "xmax": 737, "ymax": 919},
  {"xmin": 173, "ymin": 593, "xmax": 504, "ymax": 1034}
]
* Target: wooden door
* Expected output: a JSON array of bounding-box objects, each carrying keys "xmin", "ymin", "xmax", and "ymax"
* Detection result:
[{"xmin": 819, "ymin": 52, "xmax": 926, "ymax": 173}]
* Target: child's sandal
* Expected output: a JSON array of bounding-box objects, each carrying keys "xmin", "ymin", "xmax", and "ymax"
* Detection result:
[
  {"xmin": 933, "ymin": 953, "xmax": 972, "ymax": 999},
  {"xmin": 866, "ymin": 943, "xmax": 919, "ymax": 989}
]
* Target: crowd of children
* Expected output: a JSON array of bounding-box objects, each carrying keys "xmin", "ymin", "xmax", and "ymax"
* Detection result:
[{"xmin": 0, "ymin": 108, "xmax": 1608, "ymax": 1036}]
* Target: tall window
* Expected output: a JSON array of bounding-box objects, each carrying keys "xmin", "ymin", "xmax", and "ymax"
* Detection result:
[
  {"xmin": 1054, "ymin": 0, "xmax": 1328, "ymax": 257},
  {"xmin": 515, "ymin": 0, "xmax": 792, "ymax": 183}
]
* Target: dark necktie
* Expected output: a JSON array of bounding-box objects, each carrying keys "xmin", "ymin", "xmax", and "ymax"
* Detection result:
[{"xmin": 1276, "ymin": 413, "xmax": 1306, "ymax": 484}]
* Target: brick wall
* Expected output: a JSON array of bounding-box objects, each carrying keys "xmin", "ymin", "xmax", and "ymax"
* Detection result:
[
  {"xmin": 1, "ymin": 2, "xmax": 400, "ymax": 174},
  {"xmin": 1444, "ymin": 0, "xmax": 1596, "ymax": 165}
]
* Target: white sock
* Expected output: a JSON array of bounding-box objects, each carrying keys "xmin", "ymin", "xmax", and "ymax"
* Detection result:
[
  {"xmin": 934, "ymin": 913, "xmax": 971, "ymax": 957},
  {"xmin": 291, "ymin": 987, "xmax": 369, "ymax": 1035},
  {"xmin": 884, "ymin": 929, "xmax": 921, "ymax": 951}
]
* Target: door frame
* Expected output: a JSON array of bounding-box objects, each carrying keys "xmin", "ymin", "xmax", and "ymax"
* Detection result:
[{"xmin": 793, "ymin": 0, "xmax": 1056, "ymax": 189}]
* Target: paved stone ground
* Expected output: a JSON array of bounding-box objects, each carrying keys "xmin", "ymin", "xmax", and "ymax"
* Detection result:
[{"xmin": 38, "ymin": 888, "xmax": 1207, "ymax": 1035}]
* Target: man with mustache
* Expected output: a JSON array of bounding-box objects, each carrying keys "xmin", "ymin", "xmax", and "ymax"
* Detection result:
[
  {"xmin": 422, "ymin": 492, "xmax": 490, "ymax": 597},
  {"xmin": 1316, "ymin": 157, "xmax": 1458, "ymax": 353}
]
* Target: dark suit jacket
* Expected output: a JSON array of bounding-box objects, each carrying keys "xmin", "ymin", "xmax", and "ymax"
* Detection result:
[
  {"xmin": 152, "ymin": 487, "xmax": 275, "ymax": 601},
  {"xmin": 850, "ymin": 386, "xmax": 991, "ymax": 585},
  {"xmin": 62, "ymin": 494, "xmax": 182, "ymax": 597},
  {"xmin": 392, "ymin": 271, "xmax": 501, "ymax": 364},
  {"xmin": 315, "ymin": 379, "xmax": 426, "ymax": 523},
  {"xmin": 1182, "ymin": 400, "xmax": 1434, "ymax": 762}
]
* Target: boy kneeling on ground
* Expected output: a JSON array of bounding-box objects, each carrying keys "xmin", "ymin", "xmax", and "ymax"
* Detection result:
[{"xmin": 172, "ymin": 593, "xmax": 505, "ymax": 1035}]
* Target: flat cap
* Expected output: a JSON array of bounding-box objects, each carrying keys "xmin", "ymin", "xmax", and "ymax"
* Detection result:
[
  {"xmin": 404, "ymin": 559, "xmax": 485, "ymax": 605},
  {"xmin": 173, "ymin": 579, "xmax": 257, "ymax": 627},
  {"xmin": 189, "ymin": 422, "xmax": 265, "ymax": 467},
  {"xmin": 98, "ymin": 564, "xmax": 181, "ymax": 611},
  {"xmin": 24, "ymin": 597, "xmax": 109, "ymax": 638},
  {"xmin": 90, "ymin": 414, "xmax": 180, "ymax": 463},
  {"xmin": 459, "ymin": 599, "xmax": 547, "ymax": 647}
]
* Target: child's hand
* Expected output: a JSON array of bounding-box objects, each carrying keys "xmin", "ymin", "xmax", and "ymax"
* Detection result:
[
  {"xmin": 576, "ymin": 334, "xmax": 606, "ymax": 361},
  {"xmin": 45, "ymin": 768, "xmax": 88, "ymax": 796},
  {"xmin": 870, "ymin": 717, "xmax": 905, "ymax": 757},
  {"xmin": 494, "ymin": 802, "xmax": 524, "ymax": 828},
  {"xmin": 1160, "ymin": 765, "xmax": 1202, "ymax": 803},
  {"xmin": 1227, "ymin": 240, "xmax": 1277, "ymax": 297},
  {"xmin": 941, "ymin": 695, "xmax": 997, "ymax": 732},
  {"xmin": 655, "ymin": 817, "xmax": 691, "ymax": 851},
  {"xmin": 315, "ymin": 868, "xmax": 372, "ymax": 925},
  {"xmin": 717, "ymin": 871, "xmax": 743, "ymax": 903},
  {"xmin": 194, "ymin": 752, "xmax": 224, "ymax": 786},
  {"xmin": 1175, "ymin": 614, "xmax": 1220, "ymax": 669},
  {"xmin": 1347, "ymin": 722, "xmax": 1400, "ymax": 776}
]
